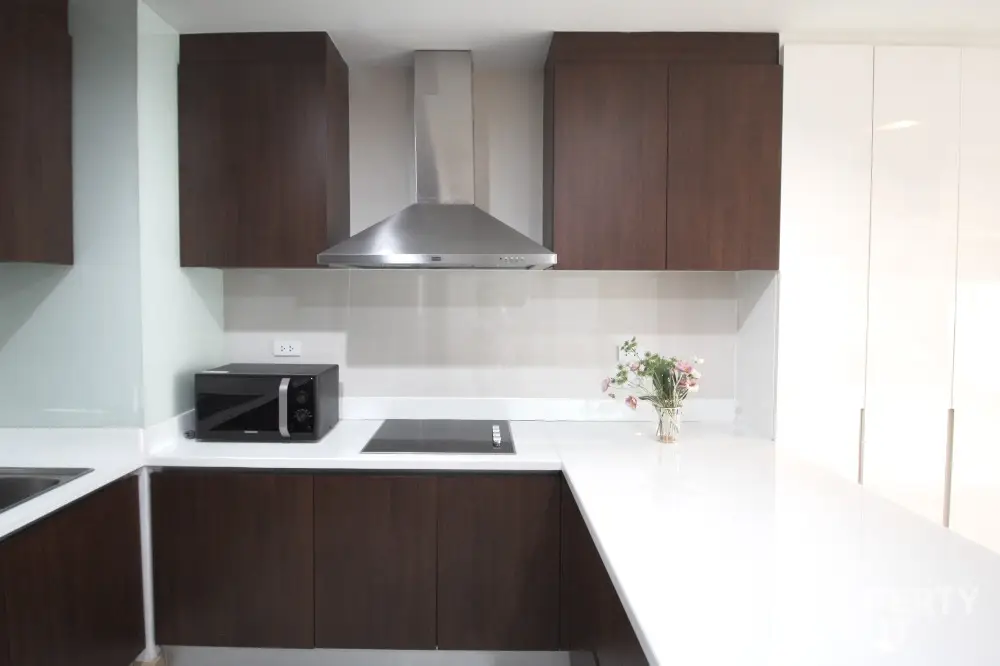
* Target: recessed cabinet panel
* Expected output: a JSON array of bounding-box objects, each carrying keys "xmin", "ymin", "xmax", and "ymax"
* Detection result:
[
  {"xmin": 864, "ymin": 47, "xmax": 961, "ymax": 524},
  {"xmin": 949, "ymin": 48, "xmax": 1000, "ymax": 551},
  {"xmin": 775, "ymin": 44, "xmax": 874, "ymax": 482}
]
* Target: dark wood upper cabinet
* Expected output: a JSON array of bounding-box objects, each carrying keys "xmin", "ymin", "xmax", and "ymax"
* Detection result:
[
  {"xmin": 437, "ymin": 473, "xmax": 561, "ymax": 651},
  {"xmin": 179, "ymin": 33, "xmax": 349, "ymax": 267},
  {"xmin": 314, "ymin": 474, "xmax": 438, "ymax": 649},
  {"xmin": 152, "ymin": 471, "xmax": 315, "ymax": 648},
  {"xmin": 1, "ymin": 476, "xmax": 144, "ymax": 666},
  {"xmin": 545, "ymin": 62, "xmax": 668, "ymax": 270},
  {"xmin": 0, "ymin": 3, "xmax": 73, "ymax": 264},
  {"xmin": 666, "ymin": 64, "xmax": 783, "ymax": 270},
  {"xmin": 544, "ymin": 32, "xmax": 781, "ymax": 272}
]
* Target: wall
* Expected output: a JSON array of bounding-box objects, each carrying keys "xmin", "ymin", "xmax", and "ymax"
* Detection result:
[
  {"xmin": 225, "ymin": 270, "xmax": 738, "ymax": 418},
  {"xmin": 735, "ymin": 271, "xmax": 780, "ymax": 438},
  {"xmin": 137, "ymin": 2, "xmax": 224, "ymax": 427},
  {"xmin": 0, "ymin": 0, "xmax": 144, "ymax": 427}
]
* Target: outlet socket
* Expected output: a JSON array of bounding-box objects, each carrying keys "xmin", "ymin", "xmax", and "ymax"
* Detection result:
[{"xmin": 273, "ymin": 340, "xmax": 302, "ymax": 357}]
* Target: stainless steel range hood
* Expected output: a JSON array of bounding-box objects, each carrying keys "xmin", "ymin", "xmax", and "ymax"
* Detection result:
[{"xmin": 318, "ymin": 51, "xmax": 556, "ymax": 269}]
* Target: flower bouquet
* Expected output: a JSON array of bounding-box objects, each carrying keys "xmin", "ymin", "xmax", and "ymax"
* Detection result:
[{"xmin": 602, "ymin": 337, "xmax": 703, "ymax": 443}]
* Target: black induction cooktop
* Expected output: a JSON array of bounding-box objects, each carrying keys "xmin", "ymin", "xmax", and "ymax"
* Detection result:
[{"xmin": 361, "ymin": 419, "xmax": 515, "ymax": 454}]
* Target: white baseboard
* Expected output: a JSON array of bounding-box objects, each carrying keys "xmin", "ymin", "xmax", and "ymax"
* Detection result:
[{"xmin": 164, "ymin": 648, "xmax": 569, "ymax": 666}]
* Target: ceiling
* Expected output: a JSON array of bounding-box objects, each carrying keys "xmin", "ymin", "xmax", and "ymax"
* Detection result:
[{"xmin": 145, "ymin": 0, "xmax": 1000, "ymax": 65}]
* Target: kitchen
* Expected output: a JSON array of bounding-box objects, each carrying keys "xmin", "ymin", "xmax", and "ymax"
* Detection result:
[{"xmin": 1, "ymin": 0, "xmax": 1000, "ymax": 665}]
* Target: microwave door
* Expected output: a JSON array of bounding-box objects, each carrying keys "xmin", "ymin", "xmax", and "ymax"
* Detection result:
[
  {"xmin": 197, "ymin": 376, "xmax": 287, "ymax": 436},
  {"xmin": 199, "ymin": 392, "xmax": 277, "ymax": 434}
]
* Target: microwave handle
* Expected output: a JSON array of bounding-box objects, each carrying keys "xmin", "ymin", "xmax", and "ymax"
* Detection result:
[{"xmin": 278, "ymin": 377, "xmax": 291, "ymax": 438}]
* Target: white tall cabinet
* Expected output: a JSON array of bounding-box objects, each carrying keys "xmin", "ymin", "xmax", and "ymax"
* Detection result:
[
  {"xmin": 779, "ymin": 44, "xmax": 1000, "ymax": 541},
  {"xmin": 863, "ymin": 47, "xmax": 962, "ymax": 525},
  {"xmin": 949, "ymin": 49, "xmax": 1000, "ymax": 552},
  {"xmin": 775, "ymin": 45, "xmax": 874, "ymax": 483}
]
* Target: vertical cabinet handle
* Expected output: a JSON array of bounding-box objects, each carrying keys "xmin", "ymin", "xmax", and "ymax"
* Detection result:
[
  {"xmin": 943, "ymin": 408, "xmax": 956, "ymax": 527},
  {"xmin": 278, "ymin": 377, "xmax": 291, "ymax": 438},
  {"xmin": 857, "ymin": 407, "xmax": 866, "ymax": 485}
]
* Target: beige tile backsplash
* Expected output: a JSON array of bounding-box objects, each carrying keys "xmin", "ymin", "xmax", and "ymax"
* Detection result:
[{"xmin": 224, "ymin": 270, "xmax": 738, "ymax": 401}]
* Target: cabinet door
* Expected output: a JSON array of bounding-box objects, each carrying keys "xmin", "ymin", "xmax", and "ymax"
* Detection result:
[
  {"xmin": 775, "ymin": 45, "xmax": 874, "ymax": 482},
  {"xmin": 949, "ymin": 49, "xmax": 1000, "ymax": 551},
  {"xmin": 152, "ymin": 471, "xmax": 314, "ymax": 648},
  {"xmin": 561, "ymin": 478, "xmax": 647, "ymax": 666},
  {"xmin": 666, "ymin": 64, "xmax": 782, "ymax": 270},
  {"xmin": 560, "ymin": 478, "xmax": 600, "ymax": 665},
  {"xmin": 179, "ymin": 52, "xmax": 331, "ymax": 267},
  {"xmin": 2, "ymin": 476, "xmax": 143, "ymax": 666},
  {"xmin": 863, "ymin": 47, "xmax": 961, "ymax": 524},
  {"xmin": 559, "ymin": 480, "xmax": 604, "ymax": 664},
  {"xmin": 314, "ymin": 475, "xmax": 437, "ymax": 649},
  {"xmin": 437, "ymin": 474, "xmax": 560, "ymax": 650},
  {"xmin": 0, "ymin": 9, "xmax": 73, "ymax": 264},
  {"xmin": 548, "ymin": 63, "xmax": 668, "ymax": 270},
  {"xmin": 0, "ymin": 550, "xmax": 9, "ymax": 666}
]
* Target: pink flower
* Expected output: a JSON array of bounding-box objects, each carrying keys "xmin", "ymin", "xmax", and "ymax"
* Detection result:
[
  {"xmin": 677, "ymin": 361, "xmax": 693, "ymax": 375},
  {"xmin": 625, "ymin": 395, "xmax": 638, "ymax": 410},
  {"xmin": 601, "ymin": 377, "xmax": 611, "ymax": 393},
  {"xmin": 629, "ymin": 362, "xmax": 639, "ymax": 372}
]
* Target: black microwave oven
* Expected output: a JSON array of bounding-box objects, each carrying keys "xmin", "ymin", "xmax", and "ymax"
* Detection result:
[{"xmin": 194, "ymin": 364, "xmax": 339, "ymax": 442}]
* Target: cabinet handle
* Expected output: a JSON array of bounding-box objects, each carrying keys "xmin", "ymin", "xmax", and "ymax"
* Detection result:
[
  {"xmin": 857, "ymin": 407, "xmax": 866, "ymax": 485},
  {"xmin": 943, "ymin": 408, "xmax": 956, "ymax": 527},
  {"xmin": 278, "ymin": 377, "xmax": 291, "ymax": 438}
]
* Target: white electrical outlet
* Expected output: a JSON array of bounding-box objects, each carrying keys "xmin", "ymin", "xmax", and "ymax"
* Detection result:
[
  {"xmin": 273, "ymin": 340, "xmax": 302, "ymax": 357},
  {"xmin": 617, "ymin": 343, "xmax": 647, "ymax": 364}
]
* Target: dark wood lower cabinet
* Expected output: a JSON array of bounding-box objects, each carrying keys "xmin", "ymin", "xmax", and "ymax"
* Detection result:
[
  {"xmin": 145, "ymin": 469, "xmax": 645, "ymax": 657},
  {"xmin": 0, "ymin": 476, "xmax": 144, "ymax": 666},
  {"xmin": 437, "ymin": 473, "xmax": 561, "ymax": 651},
  {"xmin": 152, "ymin": 471, "xmax": 314, "ymax": 648},
  {"xmin": 561, "ymin": 478, "xmax": 648, "ymax": 666},
  {"xmin": 0, "ymin": 535, "xmax": 10, "ymax": 666},
  {"xmin": 314, "ymin": 474, "xmax": 438, "ymax": 649}
]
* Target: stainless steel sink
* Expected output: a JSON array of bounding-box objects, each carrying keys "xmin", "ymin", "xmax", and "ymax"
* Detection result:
[{"xmin": 0, "ymin": 468, "xmax": 93, "ymax": 514}]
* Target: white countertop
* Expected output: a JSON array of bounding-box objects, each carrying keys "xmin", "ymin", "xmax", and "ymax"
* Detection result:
[
  {"xmin": 5, "ymin": 419, "xmax": 1000, "ymax": 665},
  {"xmin": 0, "ymin": 427, "xmax": 144, "ymax": 540}
]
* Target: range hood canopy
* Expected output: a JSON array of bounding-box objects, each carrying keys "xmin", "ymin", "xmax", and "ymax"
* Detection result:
[{"xmin": 318, "ymin": 51, "xmax": 556, "ymax": 270}]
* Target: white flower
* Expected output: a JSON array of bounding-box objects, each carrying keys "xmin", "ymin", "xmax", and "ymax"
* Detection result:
[
  {"xmin": 691, "ymin": 369, "xmax": 701, "ymax": 379},
  {"xmin": 687, "ymin": 384, "xmax": 700, "ymax": 393},
  {"xmin": 693, "ymin": 356, "xmax": 705, "ymax": 365}
]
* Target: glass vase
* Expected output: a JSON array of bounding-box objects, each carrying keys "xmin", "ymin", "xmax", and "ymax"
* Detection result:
[{"xmin": 655, "ymin": 407, "xmax": 682, "ymax": 443}]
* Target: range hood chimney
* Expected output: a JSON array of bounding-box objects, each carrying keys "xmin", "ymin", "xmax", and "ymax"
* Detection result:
[{"xmin": 317, "ymin": 51, "xmax": 556, "ymax": 269}]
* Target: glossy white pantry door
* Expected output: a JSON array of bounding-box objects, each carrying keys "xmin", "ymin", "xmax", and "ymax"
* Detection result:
[
  {"xmin": 949, "ymin": 49, "xmax": 1000, "ymax": 552},
  {"xmin": 775, "ymin": 44, "xmax": 874, "ymax": 482},
  {"xmin": 863, "ymin": 47, "xmax": 961, "ymax": 524}
]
